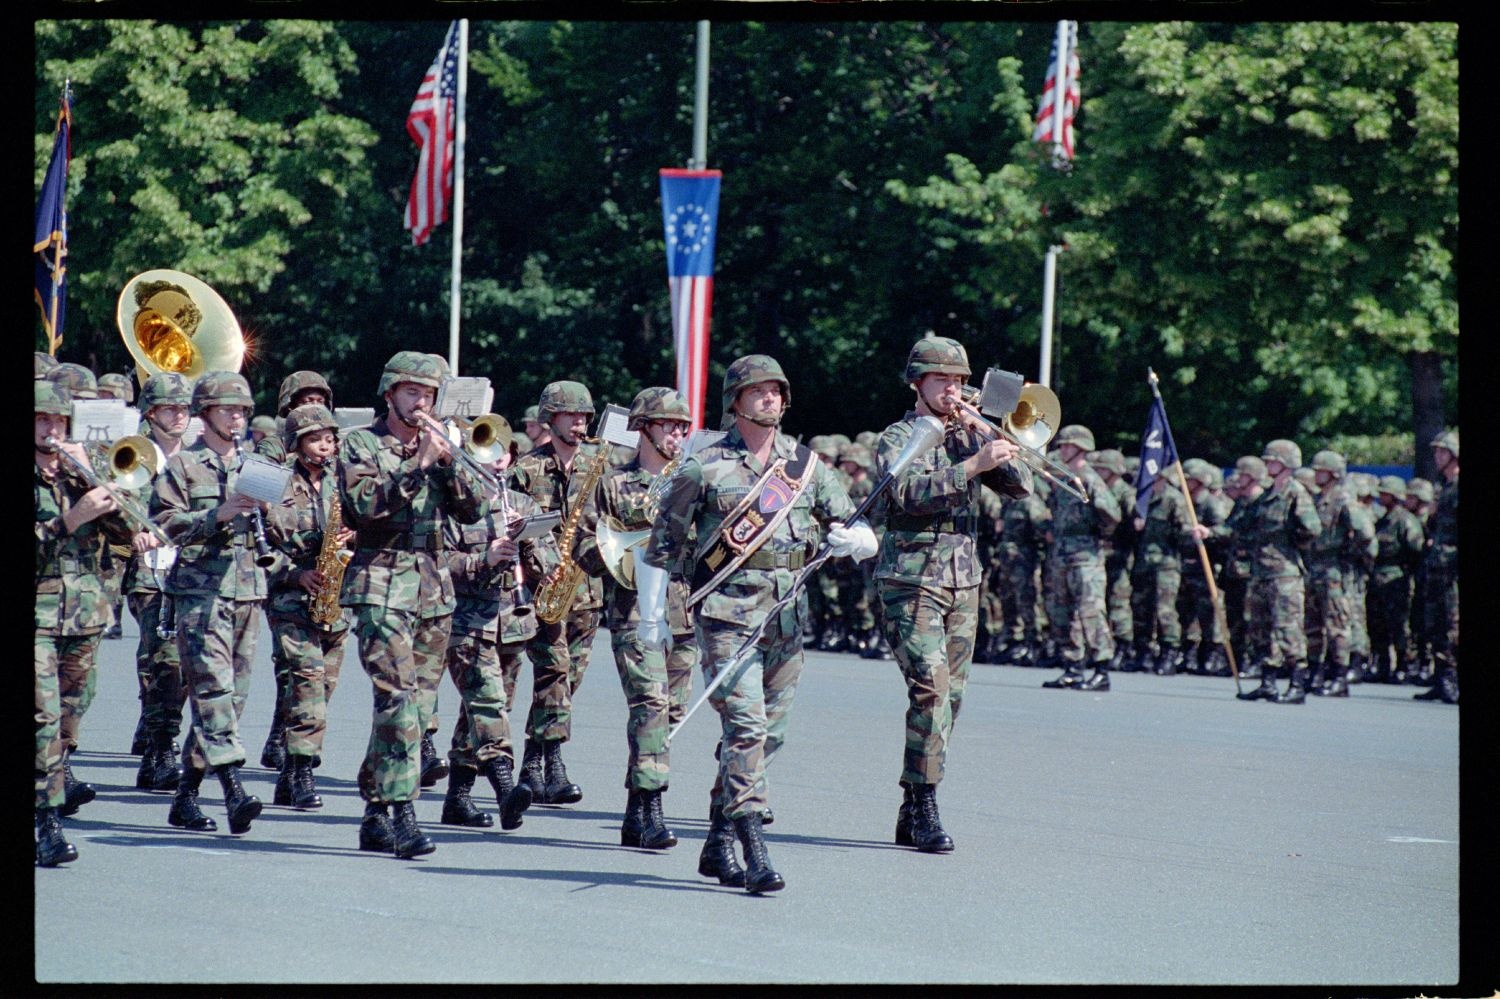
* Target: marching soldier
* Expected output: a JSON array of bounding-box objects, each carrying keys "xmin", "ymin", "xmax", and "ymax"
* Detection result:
[
  {"xmin": 1129, "ymin": 470, "xmax": 1195, "ymax": 675},
  {"xmin": 1345, "ymin": 472, "xmax": 1381, "ymax": 684},
  {"xmin": 644, "ymin": 354, "xmax": 871, "ymax": 892},
  {"xmin": 1089, "ymin": 449, "xmax": 1136, "ymax": 670},
  {"xmin": 1177, "ymin": 459, "xmax": 1234, "ymax": 675},
  {"xmin": 1303, "ymin": 450, "xmax": 1377, "ymax": 697},
  {"xmin": 249, "ymin": 415, "xmax": 278, "ymax": 448},
  {"xmin": 876, "ymin": 338, "xmax": 1030, "ymax": 851},
  {"xmin": 338, "ymin": 351, "xmax": 487, "ymax": 858},
  {"xmin": 1414, "ymin": 431, "xmax": 1458, "ymax": 704},
  {"xmin": 1369, "ymin": 476, "xmax": 1424, "ymax": 684}
]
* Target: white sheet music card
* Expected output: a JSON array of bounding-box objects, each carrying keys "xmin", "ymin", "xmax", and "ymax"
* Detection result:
[
  {"xmin": 234, "ymin": 454, "xmax": 293, "ymax": 504},
  {"xmin": 70, "ymin": 399, "xmax": 130, "ymax": 443},
  {"xmin": 335, "ymin": 407, "xmax": 375, "ymax": 430},
  {"xmin": 597, "ymin": 403, "xmax": 638, "ymax": 449},
  {"xmin": 436, "ymin": 377, "xmax": 492, "ymax": 421}
]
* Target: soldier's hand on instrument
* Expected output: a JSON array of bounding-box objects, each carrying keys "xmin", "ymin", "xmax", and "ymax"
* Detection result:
[
  {"xmin": 215, "ymin": 493, "xmax": 262, "ymax": 523},
  {"xmin": 827, "ymin": 518, "xmax": 878, "ymax": 562},
  {"xmin": 969, "ymin": 438, "xmax": 1018, "ymax": 473},
  {"xmin": 132, "ymin": 529, "xmax": 163, "ymax": 553},
  {"xmin": 58, "ymin": 441, "xmax": 90, "ymax": 466},
  {"xmin": 416, "ymin": 421, "xmax": 454, "ymax": 470},
  {"xmin": 298, "ymin": 569, "xmax": 326, "ymax": 594},
  {"xmin": 64, "ymin": 486, "xmax": 120, "ymax": 532},
  {"xmin": 485, "ymin": 537, "xmax": 520, "ymax": 567},
  {"xmin": 336, "ymin": 526, "xmax": 357, "ymax": 546}
]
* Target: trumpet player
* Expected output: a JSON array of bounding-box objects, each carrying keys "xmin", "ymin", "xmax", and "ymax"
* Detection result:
[
  {"xmin": 574, "ymin": 387, "xmax": 699, "ymax": 851},
  {"xmin": 35, "ymin": 379, "xmax": 135, "ymax": 866}
]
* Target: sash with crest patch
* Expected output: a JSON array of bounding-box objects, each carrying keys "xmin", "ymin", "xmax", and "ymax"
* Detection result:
[{"xmin": 688, "ymin": 444, "xmax": 818, "ymax": 607}]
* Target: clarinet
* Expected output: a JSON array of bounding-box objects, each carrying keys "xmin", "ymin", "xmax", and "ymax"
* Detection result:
[
  {"xmin": 151, "ymin": 547, "xmax": 178, "ymax": 641},
  {"xmin": 496, "ymin": 476, "xmax": 533, "ymax": 616},
  {"xmin": 231, "ymin": 430, "xmax": 277, "ymax": 568}
]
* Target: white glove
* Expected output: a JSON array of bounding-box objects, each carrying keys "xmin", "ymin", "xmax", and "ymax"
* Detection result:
[
  {"xmin": 826, "ymin": 518, "xmax": 878, "ymax": 563},
  {"xmin": 634, "ymin": 559, "xmax": 673, "ymax": 651}
]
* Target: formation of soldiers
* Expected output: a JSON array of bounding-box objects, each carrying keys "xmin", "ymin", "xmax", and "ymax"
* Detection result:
[{"xmin": 33, "ymin": 344, "xmax": 1459, "ymax": 888}]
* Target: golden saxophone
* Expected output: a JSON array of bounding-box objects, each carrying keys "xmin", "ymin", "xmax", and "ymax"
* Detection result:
[
  {"xmin": 535, "ymin": 438, "xmax": 613, "ymax": 624},
  {"xmin": 309, "ymin": 492, "xmax": 353, "ymax": 629}
]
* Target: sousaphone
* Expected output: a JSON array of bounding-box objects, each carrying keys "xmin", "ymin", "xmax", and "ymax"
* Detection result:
[{"xmin": 117, "ymin": 269, "xmax": 245, "ymax": 387}]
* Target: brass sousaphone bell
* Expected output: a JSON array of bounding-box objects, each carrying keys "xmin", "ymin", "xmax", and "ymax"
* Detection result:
[
  {"xmin": 116, "ymin": 269, "xmax": 246, "ymax": 386},
  {"xmin": 596, "ymin": 516, "xmax": 650, "ymax": 590}
]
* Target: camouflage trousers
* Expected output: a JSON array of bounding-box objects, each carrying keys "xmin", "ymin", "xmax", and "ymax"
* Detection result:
[
  {"xmin": 1041, "ymin": 553, "xmax": 1067, "ymax": 649},
  {"xmin": 522, "ymin": 606, "xmax": 600, "ymax": 743},
  {"xmin": 36, "ymin": 632, "xmax": 98, "ymax": 808},
  {"xmin": 1105, "ymin": 552, "xmax": 1134, "ymax": 645},
  {"xmin": 877, "ymin": 580, "xmax": 977, "ymax": 787},
  {"xmin": 978, "ymin": 563, "xmax": 1005, "ymax": 641},
  {"xmin": 835, "ymin": 559, "xmax": 875, "ymax": 633},
  {"xmin": 697, "ymin": 610, "xmax": 805, "ymax": 821},
  {"xmin": 1248, "ymin": 574, "xmax": 1307, "ymax": 670},
  {"xmin": 1131, "ymin": 560, "xmax": 1183, "ymax": 648},
  {"xmin": 609, "ymin": 628, "xmax": 699, "ymax": 791},
  {"xmin": 1368, "ymin": 574, "xmax": 1414, "ymax": 671},
  {"xmin": 1178, "ymin": 560, "xmax": 1224, "ymax": 647},
  {"xmin": 267, "ymin": 611, "xmax": 347, "ymax": 757},
  {"xmin": 448, "ymin": 640, "xmax": 529, "ymax": 767},
  {"xmin": 127, "ymin": 590, "xmax": 185, "ymax": 740},
  {"xmin": 441, "ymin": 631, "xmax": 513, "ymax": 770},
  {"xmin": 1305, "ymin": 565, "xmax": 1354, "ymax": 669},
  {"xmin": 173, "ymin": 595, "xmax": 259, "ymax": 772},
  {"xmin": 1347, "ymin": 569, "xmax": 1371, "ymax": 659},
  {"xmin": 1221, "ymin": 574, "xmax": 1250, "ymax": 664},
  {"xmin": 998, "ymin": 551, "xmax": 1040, "ymax": 644},
  {"xmin": 1423, "ymin": 549, "xmax": 1459, "ymax": 670},
  {"xmin": 350, "ymin": 606, "xmax": 451, "ymax": 803},
  {"xmin": 57, "ymin": 629, "xmax": 104, "ymax": 753},
  {"xmin": 1054, "ymin": 554, "xmax": 1115, "ymax": 665}
]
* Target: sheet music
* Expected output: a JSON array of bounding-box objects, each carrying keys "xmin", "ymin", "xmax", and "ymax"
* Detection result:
[
  {"xmin": 69, "ymin": 399, "xmax": 131, "ymax": 443},
  {"xmin": 436, "ymin": 377, "xmax": 493, "ymax": 421},
  {"xmin": 512, "ymin": 511, "xmax": 562, "ymax": 541},
  {"xmin": 234, "ymin": 454, "xmax": 293, "ymax": 504},
  {"xmin": 597, "ymin": 403, "xmax": 639, "ymax": 449}
]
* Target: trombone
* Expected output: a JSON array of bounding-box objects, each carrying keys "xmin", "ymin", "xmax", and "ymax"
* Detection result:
[
  {"xmin": 954, "ymin": 384, "xmax": 1091, "ymax": 504},
  {"xmin": 46, "ymin": 434, "xmax": 174, "ymax": 546},
  {"xmin": 414, "ymin": 412, "xmax": 509, "ymax": 493}
]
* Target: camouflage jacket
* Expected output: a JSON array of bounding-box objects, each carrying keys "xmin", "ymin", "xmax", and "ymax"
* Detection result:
[
  {"xmin": 575, "ymin": 458, "xmax": 694, "ymax": 633},
  {"xmin": 875, "ymin": 413, "xmax": 1031, "ymax": 587},
  {"xmin": 151, "ymin": 440, "xmax": 270, "ymax": 601},
  {"xmin": 643, "ymin": 425, "xmax": 855, "ymax": 627},
  {"xmin": 999, "ymin": 488, "xmax": 1050, "ymax": 561},
  {"xmin": 1182, "ymin": 487, "xmax": 1233, "ymax": 567},
  {"xmin": 35, "ymin": 459, "xmax": 135, "ymax": 634},
  {"xmin": 1373, "ymin": 504, "xmax": 1425, "ymax": 584},
  {"xmin": 1245, "ymin": 478, "xmax": 1321, "ymax": 579},
  {"xmin": 1223, "ymin": 493, "xmax": 1262, "ymax": 581},
  {"xmin": 1103, "ymin": 477, "xmax": 1137, "ymax": 561},
  {"xmin": 511, "ymin": 440, "xmax": 606, "ymax": 613},
  {"xmin": 1310, "ymin": 484, "xmax": 1377, "ymax": 574},
  {"xmin": 1427, "ymin": 478, "xmax": 1458, "ymax": 553},
  {"xmin": 337, "ymin": 414, "xmax": 488, "ymax": 617},
  {"xmin": 442, "ymin": 482, "xmax": 559, "ymax": 644},
  {"xmin": 1134, "ymin": 484, "xmax": 1191, "ymax": 567},
  {"xmin": 1046, "ymin": 462, "xmax": 1122, "ymax": 564},
  {"xmin": 255, "ymin": 433, "xmax": 290, "ymax": 467},
  {"xmin": 262, "ymin": 461, "xmax": 347, "ymax": 628},
  {"xmin": 976, "ymin": 484, "xmax": 1005, "ymax": 572}
]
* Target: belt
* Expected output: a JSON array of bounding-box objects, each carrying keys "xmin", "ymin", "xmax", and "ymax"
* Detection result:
[
  {"xmin": 358, "ymin": 533, "xmax": 442, "ymax": 553},
  {"xmin": 743, "ymin": 548, "xmax": 807, "ymax": 571},
  {"xmin": 56, "ymin": 556, "xmax": 102, "ymax": 574}
]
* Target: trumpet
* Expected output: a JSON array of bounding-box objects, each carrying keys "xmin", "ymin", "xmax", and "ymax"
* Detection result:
[
  {"xmin": 413, "ymin": 412, "xmax": 508, "ymax": 493},
  {"xmin": 46, "ymin": 434, "xmax": 173, "ymax": 547},
  {"xmin": 952, "ymin": 384, "xmax": 1091, "ymax": 504}
]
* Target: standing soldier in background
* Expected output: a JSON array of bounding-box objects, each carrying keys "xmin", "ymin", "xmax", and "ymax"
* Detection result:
[
  {"xmin": 1303, "ymin": 450, "xmax": 1377, "ymax": 698},
  {"xmin": 1414, "ymin": 431, "xmax": 1458, "ymax": 704},
  {"xmin": 836, "ymin": 441, "xmax": 881, "ymax": 656},
  {"xmin": 875, "ymin": 338, "xmax": 1029, "ymax": 851},
  {"xmin": 97, "ymin": 372, "xmax": 136, "ymax": 640},
  {"xmin": 521, "ymin": 405, "xmax": 549, "ymax": 454},
  {"xmin": 1345, "ymin": 473, "xmax": 1381, "ymax": 683},
  {"xmin": 512, "ymin": 381, "xmax": 606, "ymax": 807},
  {"xmin": 1129, "ymin": 471, "xmax": 1194, "ymax": 675},
  {"xmin": 1176, "ymin": 459, "xmax": 1234, "ymax": 675},
  {"xmin": 1236, "ymin": 440, "xmax": 1321, "ymax": 704},
  {"xmin": 1089, "ymin": 449, "xmax": 1136, "ymax": 672},
  {"xmin": 338, "ymin": 351, "xmax": 487, "ymax": 858},
  {"xmin": 1369, "ymin": 476, "xmax": 1424, "ymax": 685},
  {"xmin": 973, "ymin": 482, "xmax": 1007, "ymax": 664},
  {"xmin": 1038, "ymin": 426, "xmax": 1121, "ymax": 692},
  {"xmin": 1222, "ymin": 457, "xmax": 1269, "ymax": 677},
  {"xmin": 995, "ymin": 473, "xmax": 1050, "ymax": 668},
  {"xmin": 1403, "ymin": 477, "xmax": 1436, "ymax": 684},
  {"xmin": 806, "ymin": 435, "xmax": 847, "ymax": 652}
]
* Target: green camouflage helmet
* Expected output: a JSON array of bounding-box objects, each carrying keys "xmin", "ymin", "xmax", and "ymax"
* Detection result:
[
  {"xmin": 1054, "ymin": 424, "xmax": 1095, "ymax": 451},
  {"xmin": 47, "ymin": 363, "xmax": 99, "ymax": 399},
  {"xmin": 855, "ymin": 430, "xmax": 878, "ymax": 448},
  {"xmin": 903, "ymin": 336, "xmax": 970, "ymax": 383},
  {"xmin": 35, "ymin": 351, "xmax": 59, "ymax": 378},
  {"xmin": 1181, "ymin": 457, "xmax": 1212, "ymax": 482},
  {"xmin": 1261, "ymin": 439, "xmax": 1302, "ymax": 469},
  {"xmin": 1309, "ymin": 449, "xmax": 1347, "ymax": 477},
  {"xmin": 283, "ymin": 403, "xmax": 341, "ymax": 444},
  {"xmin": 377, "ymin": 350, "xmax": 446, "ymax": 397},
  {"xmin": 721, "ymin": 354, "xmax": 791, "ymax": 418},
  {"xmin": 192, "ymin": 370, "xmax": 255, "ymax": 415},
  {"xmin": 829, "ymin": 433, "xmax": 852, "ymax": 450},
  {"xmin": 1429, "ymin": 429, "xmax": 1458, "ymax": 458},
  {"xmin": 250, "ymin": 415, "xmax": 278, "ymax": 435},
  {"xmin": 1406, "ymin": 477, "xmax": 1434, "ymax": 503},
  {"xmin": 1293, "ymin": 466, "xmax": 1317, "ymax": 490},
  {"xmin": 523, "ymin": 405, "xmax": 540, "ymax": 424},
  {"xmin": 97, "ymin": 372, "xmax": 135, "ymax": 403},
  {"xmin": 140, "ymin": 372, "xmax": 194, "ymax": 412},
  {"xmin": 277, "ymin": 370, "xmax": 333, "ymax": 417},
  {"xmin": 427, "ymin": 354, "xmax": 451, "ymax": 379},
  {"xmin": 1091, "ymin": 448, "xmax": 1126, "ymax": 476},
  {"xmin": 840, "ymin": 441, "xmax": 875, "ymax": 471},
  {"xmin": 538, "ymin": 380, "xmax": 595, "ymax": 417},
  {"xmin": 628, "ymin": 386, "xmax": 692, "ymax": 430},
  {"xmin": 35, "ymin": 379, "xmax": 72, "ymax": 416},
  {"xmin": 1235, "ymin": 455, "xmax": 1269, "ymax": 487},
  {"xmin": 1377, "ymin": 475, "xmax": 1407, "ymax": 499},
  {"xmin": 808, "ymin": 435, "xmax": 839, "ymax": 461}
]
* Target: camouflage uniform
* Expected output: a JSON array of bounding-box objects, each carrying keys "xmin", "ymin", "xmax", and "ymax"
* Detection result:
[
  {"xmin": 996, "ymin": 481, "xmax": 1050, "ymax": 664},
  {"xmin": 1369, "ymin": 476, "xmax": 1424, "ymax": 683},
  {"xmin": 974, "ymin": 483, "xmax": 1007, "ymax": 662},
  {"xmin": 255, "ymin": 370, "xmax": 334, "ymax": 467},
  {"xmin": 97, "ymin": 373, "xmax": 136, "ymax": 639},
  {"xmin": 806, "ymin": 435, "xmax": 848, "ymax": 650},
  {"xmin": 1222, "ymin": 457, "xmax": 1269, "ymax": 675},
  {"xmin": 1416, "ymin": 432, "xmax": 1458, "ymax": 702},
  {"xmin": 1090, "ymin": 449, "xmax": 1136, "ymax": 666},
  {"xmin": 1404, "ymin": 478, "xmax": 1435, "ymax": 680},
  {"xmin": 834, "ymin": 442, "xmax": 880, "ymax": 653},
  {"xmin": 1303, "ymin": 452, "xmax": 1377, "ymax": 696},
  {"xmin": 1177, "ymin": 461, "xmax": 1234, "ymax": 673},
  {"xmin": 1130, "ymin": 478, "xmax": 1193, "ymax": 673}
]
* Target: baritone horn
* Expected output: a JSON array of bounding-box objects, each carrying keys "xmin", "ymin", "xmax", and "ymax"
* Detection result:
[
  {"xmin": 956, "ymin": 379, "xmax": 1090, "ymax": 503},
  {"xmin": 116, "ymin": 269, "xmax": 246, "ymax": 387}
]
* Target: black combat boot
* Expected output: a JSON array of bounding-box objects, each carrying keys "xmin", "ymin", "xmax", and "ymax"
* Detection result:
[
  {"xmin": 1237, "ymin": 664, "xmax": 1279, "ymax": 701},
  {"xmin": 168, "ymin": 768, "xmax": 217, "ymax": 832},
  {"xmin": 1106, "ymin": 645, "xmax": 1127, "ymax": 673},
  {"xmin": 821, "ymin": 620, "xmax": 847, "ymax": 653},
  {"xmin": 635, "ymin": 787, "xmax": 678, "ymax": 850},
  {"xmin": 60, "ymin": 752, "xmax": 95, "ymax": 817},
  {"xmin": 1322, "ymin": 661, "xmax": 1350, "ymax": 698},
  {"xmin": 1078, "ymin": 663, "xmax": 1111, "ymax": 691},
  {"xmin": 1414, "ymin": 667, "xmax": 1458, "ymax": 703},
  {"xmin": 1349, "ymin": 651, "xmax": 1368, "ymax": 684},
  {"xmin": 274, "ymin": 753, "xmax": 295, "ymax": 806},
  {"xmin": 620, "ymin": 788, "xmax": 645, "ymax": 845},
  {"xmin": 894, "ymin": 783, "xmax": 916, "ymax": 846},
  {"xmin": 419, "ymin": 732, "xmax": 448, "ymax": 789},
  {"xmin": 482, "ymin": 757, "xmax": 531, "ymax": 830},
  {"xmin": 1203, "ymin": 644, "xmax": 1232, "ymax": 677},
  {"xmin": 909, "ymin": 783, "xmax": 955, "ymax": 854},
  {"xmin": 147, "ymin": 733, "xmax": 182, "ymax": 792},
  {"xmin": 518, "ymin": 739, "xmax": 547, "ymax": 804},
  {"xmin": 359, "ymin": 802, "xmax": 395, "ymax": 852},
  {"xmin": 543, "ymin": 740, "xmax": 582, "ymax": 804},
  {"xmin": 1275, "ymin": 663, "xmax": 1310, "ymax": 705},
  {"xmin": 136, "ymin": 741, "xmax": 164, "ymax": 791},
  {"xmin": 35, "ymin": 807, "xmax": 78, "ymax": 867},
  {"xmin": 1004, "ymin": 641, "xmax": 1035, "ymax": 667},
  {"xmin": 217, "ymin": 764, "xmax": 262, "ymax": 834},
  {"xmin": 859, "ymin": 635, "xmax": 893, "ymax": 661},
  {"xmin": 1306, "ymin": 655, "xmax": 1329, "ymax": 696},
  {"xmin": 733, "ymin": 812, "xmax": 786, "ymax": 894},
  {"xmin": 260, "ymin": 715, "xmax": 286, "ymax": 772},
  {"xmin": 290, "ymin": 755, "xmax": 323, "ymax": 809},
  {"xmin": 441, "ymin": 765, "xmax": 493, "ymax": 827},
  {"xmin": 390, "ymin": 801, "xmax": 436, "ymax": 859},
  {"xmin": 1121, "ymin": 641, "xmax": 1152, "ymax": 673},
  {"xmin": 130, "ymin": 713, "xmax": 150, "ymax": 756},
  {"xmin": 698, "ymin": 802, "xmax": 746, "ymax": 887},
  {"xmin": 1180, "ymin": 640, "xmax": 1201, "ymax": 674},
  {"xmin": 1154, "ymin": 646, "xmax": 1183, "ymax": 676},
  {"xmin": 1042, "ymin": 663, "xmax": 1086, "ymax": 689}
]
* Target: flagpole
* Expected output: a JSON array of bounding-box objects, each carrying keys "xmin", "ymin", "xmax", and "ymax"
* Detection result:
[
  {"xmin": 1146, "ymin": 368, "xmax": 1242, "ymax": 695},
  {"xmin": 447, "ymin": 19, "xmax": 469, "ymax": 374},
  {"xmin": 1050, "ymin": 20, "xmax": 1069, "ymax": 164},
  {"xmin": 1038, "ymin": 244, "xmax": 1062, "ymax": 387},
  {"xmin": 690, "ymin": 21, "xmax": 710, "ymax": 170}
]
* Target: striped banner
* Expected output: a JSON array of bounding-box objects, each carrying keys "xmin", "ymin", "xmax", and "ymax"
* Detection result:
[{"xmin": 660, "ymin": 169, "xmax": 722, "ymax": 431}]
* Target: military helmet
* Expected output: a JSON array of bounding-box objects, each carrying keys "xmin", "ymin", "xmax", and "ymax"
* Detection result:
[
  {"xmin": 1054, "ymin": 424, "xmax": 1095, "ymax": 451},
  {"xmin": 808, "ymin": 435, "xmax": 839, "ymax": 461},
  {"xmin": 1234, "ymin": 455, "xmax": 1269, "ymax": 487},
  {"xmin": 1353, "ymin": 472, "xmax": 1381, "ymax": 498},
  {"xmin": 721, "ymin": 354, "xmax": 791, "ymax": 418},
  {"xmin": 140, "ymin": 372, "xmax": 194, "ymax": 412},
  {"xmin": 191, "ymin": 371, "xmax": 255, "ymax": 415},
  {"xmin": 628, "ymin": 386, "xmax": 692, "ymax": 431},
  {"xmin": 829, "ymin": 433, "xmax": 852, "ymax": 450},
  {"xmin": 250, "ymin": 415, "xmax": 278, "ymax": 436},
  {"xmin": 856, "ymin": 430, "xmax": 878, "ymax": 448},
  {"xmin": 1309, "ymin": 449, "xmax": 1347, "ymax": 478},
  {"xmin": 1429, "ymin": 429, "xmax": 1458, "ymax": 458},
  {"xmin": 377, "ymin": 350, "xmax": 446, "ymax": 397},
  {"xmin": 840, "ymin": 442, "xmax": 874, "ymax": 471},
  {"xmin": 1181, "ymin": 457, "xmax": 1212, "ymax": 482},
  {"xmin": 538, "ymin": 380, "xmax": 595, "ymax": 417},
  {"xmin": 1091, "ymin": 448, "xmax": 1126, "ymax": 476},
  {"xmin": 47, "ymin": 363, "xmax": 99, "ymax": 400},
  {"xmin": 1376, "ymin": 475, "xmax": 1407, "ymax": 500},
  {"xmin": 1261, "ymin": 439, "xmax": 1302, "ymax": 469},
  {"xmin": 97, "ymin": 372, "xmax": 135, "ymax": 403},
  {"xmin": 1292, "ymin": 466, "xmax": 1317, "ymax": 490},
  {"xmin": 1405, "ymin": 477, "xmax": 1434, "ymax": 503},
  {"xmin": 284, "ymin": 403, "xmax": 341, "ymax": 444},
  {"xmin": 523, "ymin": 405, "xmax": 541, "ymax": 424},
  {"xmin": 903, "ymin": 336, "xmax": 970, "ymax": 383},
  {"xmin": 34, "ymin": 351, "xmax": 59, "ymax": 379},
  {"xmin": 427, "ymin": 354, "xmax": 452, "ymax": 379},
  {"xmin": 277, "ymin": 370, "xmax": 333, "ymax": 417},
  {"xmin": 35, "ymin": 379, "xmax": 72, "ymax": 416}
]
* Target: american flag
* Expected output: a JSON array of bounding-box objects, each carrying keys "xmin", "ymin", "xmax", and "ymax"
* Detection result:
[
  {"xmin": 1031, "ymin": 20, "xmax": 1080, "ymax": 167},
  {"xmin": 660, "ymin": 169, "xmax": 722, "ymax": 432},
  {"xmin": 34, "ymin": 85, "xmax": 71, "ymax": 353},
  {"xmin": 404, "ymin": 21, "xmax": 460, "ymax": 246}
]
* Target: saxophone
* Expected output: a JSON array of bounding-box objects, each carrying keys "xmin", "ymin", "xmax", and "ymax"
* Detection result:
[
  {"xmin": 309, "ymin": 493, "xmax": 353, "ymax": 629},
  {"xmin": 535, "ymin": 438, "xmax": 613, "ymax": 624}
]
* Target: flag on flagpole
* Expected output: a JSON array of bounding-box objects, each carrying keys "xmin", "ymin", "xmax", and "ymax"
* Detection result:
[
  {"xmin": 1031, "ymin": 20, "xmax": 1080, "ymax": 168},
  {"xmin": 659, "ymin": 169, "xmax": 722, "ymax": 432},
  {"xmin": 404, "ymin": 21, "xmax": 460, "ymax": 247},
  {"xmin": 1134, "ymin": 392, "xmax": 1179, "ymax": 521},
  {"xmin": 35, "ymin": 85, "xmax": 72, "ymax": 354}
]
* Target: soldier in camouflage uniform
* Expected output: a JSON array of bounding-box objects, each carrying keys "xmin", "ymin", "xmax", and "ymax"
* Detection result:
[
  {"xmin": 995, "ymin": 473, "xmax": 1050, "ymax": 667},
  {"xmin": 1369, "ymin": 476, "xmax": 1425, "ymax": 684},
  {"xmin": 805, "ymin": 435, "xmax": 847, "ymax": 651},
  {"xmin": 521, "ymin": 404, "xmax": 549, "ymax": 454},
  {"xmin": 1235, "ymin": 440, "xmax": 1322, "ymax": 704},
  {"xmin": 1303, "ymin": 450, "xmax": 1377, "ymax": 698},
  {"xmin": 338, "ymin": 351, "xmax": 488, "ymax": 858},
  {"xmin": 1176, "ymin": 459, "xmax": 1234, "ymax": 675},
  {"xmin": 1039, "ymin": 426, "xmax": 1122, "ymax": 691},
  {"xmin": 35, "ymin": 380, "xmax": 135, "ymax": 865},
  {"xmin": 1414, "ymin": 431, "xmax": 1458, "ymax": 704},
  {"xmin": 97, "ymin": 373, "xmax": 136, "ymax": 639},
  {"xmin": 876, "ymin": 338, "xmax": 1031, "ymax": 852},
  {"xmin": 1129, "ymin": 469, "xmax": 1197, "ymax": 675},
  {"xmin": 151, "ymin": 372, "xmax": 274, "ymax": 835},
  {"xmin": 1222, "ymin": 457, "xmax": 1270, "ymax": 677},
  {"xmin": 511, "ymin": 380, "xmax": 607, "ymax": 807},
  {"xmin": 973, "ymin": 481, "xmax": 1007, "ymax": 663},
  {"xmin": 645, "ymin": 354, "xmax": 869, "ymax": 892},
  {"xmin": 36, "ymin": 351, "xmax": 59, "ymax": 378},
  {"xmin": 836, "ymin": 441, "xmax": 881, "ymax": 655},
  {"xmin": 1403, "ymin": 477, "xmax": 1436, "ymax": 683},
  {"xmin": 1344, "ymin": 472, "xmax": 1381, "ymax": 683},
  {"xmin": 1089, "ymin": 449, "xmax": 1136, "ymax": 670},
  {"xmin": 575, "ymin": 387, "xmax": 699, "ymax": 850}
]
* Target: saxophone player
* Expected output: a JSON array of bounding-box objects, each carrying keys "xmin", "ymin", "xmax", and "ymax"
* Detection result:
[{"xmin": 574, "ymin": 387, "xmax": 699, "ymax": 850}]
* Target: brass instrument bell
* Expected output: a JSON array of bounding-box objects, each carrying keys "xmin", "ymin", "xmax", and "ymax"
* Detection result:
[{"xmin": 116, "ymin": 270, "xmax": 245, "ymax": 385}]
